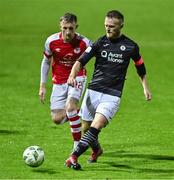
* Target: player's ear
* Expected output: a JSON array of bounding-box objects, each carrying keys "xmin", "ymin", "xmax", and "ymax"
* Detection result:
[
  {"xmin": 120, "ymin": 24, "xmax": 124, "ymax": 28},
  {"xmin": 76, "ymin": 24, "xmax": 78, "ymax": 29}
]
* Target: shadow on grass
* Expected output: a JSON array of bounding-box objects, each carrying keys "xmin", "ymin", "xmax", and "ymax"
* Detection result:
[
  {"xmin": 90, "ymin": 150, "xmax": 174, "ymax": 174},
  {"xmin": 0, "ymin": 129, "xmax": 26, "ymax": 135},
  {"xmin": 32, "ymin": 168, "xmax": 58, "ymax": 175},
  {"xmin": 97, "ymin": 161, "xmax": 174, "ymax": 174},
  {"xmin": 104, "ymin": 150, "xmax": 174, "ymax": 161}
]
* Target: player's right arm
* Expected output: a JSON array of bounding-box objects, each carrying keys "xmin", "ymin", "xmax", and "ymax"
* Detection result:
[
  {"xmin": 39, "ymin": 55, "xmax": 51, "ymax": 103},
  {"xmin": 39, "ymin": 36, "xmax": 53, "ymax": 103}
]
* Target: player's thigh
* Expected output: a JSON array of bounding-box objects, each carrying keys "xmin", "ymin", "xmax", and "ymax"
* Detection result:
[
  {"xmin": 50, "ymin": 84, "xmax": 67, "ymax": 110},
  {"xmin": 66, "ymin": 97, "xmax": 79, "ymax": 112}
]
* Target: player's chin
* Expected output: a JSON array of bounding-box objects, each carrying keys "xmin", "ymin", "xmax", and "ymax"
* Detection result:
[
  {"xmin": 65, "ymin": 36, "xmax": 73, "ymax": 42},
  {"xmin": 106, "ymin": 33, "xmax": 113, "ymax": 39}
]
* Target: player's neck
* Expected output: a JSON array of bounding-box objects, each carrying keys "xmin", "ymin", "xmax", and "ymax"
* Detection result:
[
  {"xmin": 108, "ymin": 33, "xmax": 122, "ymax": 41},
  {"xmin": 61, "ymin": 33, "xmax": 76, "ymax": 43}
]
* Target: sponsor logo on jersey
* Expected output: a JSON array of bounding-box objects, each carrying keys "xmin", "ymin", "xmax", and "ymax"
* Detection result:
[
  {"xmin": 74, "ymin": 48, "xmax": 81, "ymax": 54},
  {"xmin": 55, "ymin": 48, "xmax": 61, "ymax": 52},
  {"xmin": 103, "ymin": 43, "xmax": 109, "ymax": 47},
  {"xmin": 62, "ymin": 53, "xmax": 75, "ymax": 66},
  {"xmin": 101, "ymin": 50, "xmax": 124, "ymax": 63},
  {"xmin": 120, "ymin": 45, "xmax": 126, "ymax": 51}
]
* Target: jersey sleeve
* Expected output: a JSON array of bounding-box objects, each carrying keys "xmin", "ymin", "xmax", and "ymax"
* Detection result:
[
  {"xmin": 78, "ymin": 41, "xmax": 97, "ymax": 66},
  {"xmin": 131, "ymin": 44, "xmax": 146, "ymax": 76},
  {"xmin": 43, "ymin": 38, "xmax": 52, "ymax": 58},
  {"xmin": 131, "ymin": 43, "xmax": 141, "ymax": 61},
  {"xmin": 83, "ymin": 36, "xmax": 93, "ymax": 47}
]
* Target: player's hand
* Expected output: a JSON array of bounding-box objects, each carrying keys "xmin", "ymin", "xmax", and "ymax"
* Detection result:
[
  {"xmin": 67, "ymin": 76, "xmax": 77, "ymax": 87},
  {"xmin": 39, "ymin": 86, "xmax": 46, "ymax": 104},
  {"xmin": 144, "ymin": 88, "xmax": 152, "ymax": 101}
]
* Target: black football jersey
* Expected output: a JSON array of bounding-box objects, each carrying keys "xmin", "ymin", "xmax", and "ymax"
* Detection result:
[{"xmin": 80, "ymin": 34, "xmax": 142, "ymax": 97}]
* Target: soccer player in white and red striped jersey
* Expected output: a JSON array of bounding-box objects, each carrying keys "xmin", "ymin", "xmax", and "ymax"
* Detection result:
[{"xmin": 39, "ymin": 13, "xmax": 92, "ymax": 151}]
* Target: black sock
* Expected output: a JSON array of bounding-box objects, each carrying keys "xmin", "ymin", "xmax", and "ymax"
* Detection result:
[
  {"xmin": 91, "ymin": 139, "xmax": 100, "ymax": 152},
  {"xmin": 72, "ymin": 127, "xmax": 100, "ymax": 157},
  {"xmin": 88, "ymin": 127, "xmax": 100, "ymax": 151}
]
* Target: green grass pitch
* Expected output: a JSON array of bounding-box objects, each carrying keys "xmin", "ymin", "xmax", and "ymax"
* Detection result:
[{"xmin": 0, "ymin": 0, "xmax": 174, "ymax": 179}]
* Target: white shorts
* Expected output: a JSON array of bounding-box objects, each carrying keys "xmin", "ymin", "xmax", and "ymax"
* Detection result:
[
  {"xmin": 79, "ymin": 89, "xmax": 121, "ymax": 122},
  {"xmin": 50, "ymin": 76, "xmax": 87, "ymax": 110}
]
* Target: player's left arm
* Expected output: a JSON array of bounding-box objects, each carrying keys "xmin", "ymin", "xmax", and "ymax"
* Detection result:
[
  {"xmin": 140, "ymin": 74, "xmax": 152, "ymax": 101},
  {"xmin": 132, "ymin": 43, "xmax": 152, "ymax": 101},
  {"xmin": 134, "ymin": 57, "xmax": 152, "ymax": 101}
]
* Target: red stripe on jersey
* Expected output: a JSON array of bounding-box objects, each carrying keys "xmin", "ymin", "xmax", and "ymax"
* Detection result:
[
  {"xmin": 134, "ymin": 57, "xmax": 144, "ymax": 66},
  {"xmin": 69, "ymin": 116, "xmax": 80, "ymax": 122}
]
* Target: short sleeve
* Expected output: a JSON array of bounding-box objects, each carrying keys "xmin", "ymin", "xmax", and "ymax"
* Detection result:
[
  {"xmin": 131, "ymin": 43, "xmax": 141, "ymax": 61},
  {"xmin": 79, "ymin": 40, "xmax": 100, "ymax": 66}
]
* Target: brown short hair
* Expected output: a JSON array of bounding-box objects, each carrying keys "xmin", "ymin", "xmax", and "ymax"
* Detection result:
[
  {"xmin": 60, "ymin": 13, "xmax": 77, "ymax": 23},
  {"xmin": 106, "ymin": 10, "xmax": 124, "ymax": 23}
]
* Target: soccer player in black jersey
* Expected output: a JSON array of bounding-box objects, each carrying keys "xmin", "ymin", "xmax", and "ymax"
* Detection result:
[{"xmin": 65, "ymin": 10, "xmax": 152, "ymax": 170}]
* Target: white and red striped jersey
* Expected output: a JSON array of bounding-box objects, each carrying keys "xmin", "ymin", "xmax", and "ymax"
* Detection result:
[{"xmin": 44, "ymin": 32, "xmax": 91, "ymax": 84}]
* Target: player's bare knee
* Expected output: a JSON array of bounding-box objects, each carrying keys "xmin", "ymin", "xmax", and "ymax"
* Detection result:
[
  {"xmin": 51, "ymin": 114, "xmax": 62, "ymax": 124},
  {"xmin": 66, "ymin": 104, "xmax": 77, "ymax": 113},
  {"xmin": 51, "ymin": 111, "xmax": 66, "ymax": 125}
]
